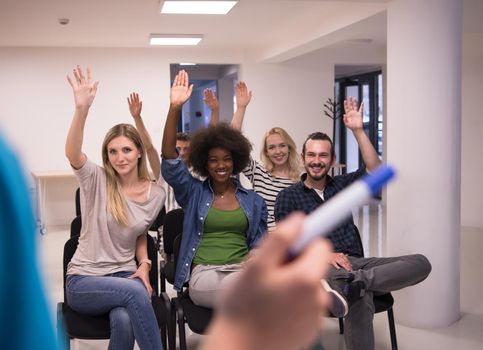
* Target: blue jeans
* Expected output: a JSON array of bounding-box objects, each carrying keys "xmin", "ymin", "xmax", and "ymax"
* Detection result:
[{"xmin": 66, "ymin": 271, "xmax": 163, "ymax": 350}]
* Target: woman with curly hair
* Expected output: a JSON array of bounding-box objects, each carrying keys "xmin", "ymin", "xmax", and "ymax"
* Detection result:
[
  {"xmin": 207, "ymin": 82, "xmax": 301, "ymax": 229},
  {"xmin": 161, "ymin": 70, "xmax": 267, "ymax": 308}
]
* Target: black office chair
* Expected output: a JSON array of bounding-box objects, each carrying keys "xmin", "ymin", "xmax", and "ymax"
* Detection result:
[
  {"xmin": 172, "ymin": 233, "xmax": 214, "ymax": 350},
  {"xmin": 334, "ymin": 225, "xmax": 398, "ymax": 350},
  {"xmin": 69, "ymin": 215, "xmax": 81, "ymax": 238},
  {"xmin": 75, "ymin": 187, "xmax": 81, "ymax": 217},
  {"xmin": 149, "ymin": 206, "xmax": 166, "ymax": 252},
  {"xmin": 159, "ymin": 209, "xmax": 214, "ymax": 350},
  {"xmin": 57, "ymin": 231, "xmax": 172, "ymax": 349},
  {"xmin": 160, "ymin": 208, "xmax": 184, "ymax": 293}
]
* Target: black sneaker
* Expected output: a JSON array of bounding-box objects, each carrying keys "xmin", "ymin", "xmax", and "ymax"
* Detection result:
[{"xmin": 322, "ymin": 275, "xmax": 366, "ymax": 317}]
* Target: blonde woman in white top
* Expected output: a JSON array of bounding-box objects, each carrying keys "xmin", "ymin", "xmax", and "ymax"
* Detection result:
[{"xmin": 65, "ymin": 66, "xmax": 165, "ymax": 350}]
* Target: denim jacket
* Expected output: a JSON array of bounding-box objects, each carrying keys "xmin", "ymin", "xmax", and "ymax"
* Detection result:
[{"xmin": 161, "ymin": 157, "xmax": 268, "ymax": 291}]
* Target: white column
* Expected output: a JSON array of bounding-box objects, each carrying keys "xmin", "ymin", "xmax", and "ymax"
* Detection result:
[{"xmin": 386, "ymin": 0, "xmax": 462, "ymax": 328}]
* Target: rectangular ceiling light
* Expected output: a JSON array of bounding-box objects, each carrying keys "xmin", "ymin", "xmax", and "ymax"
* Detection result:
[
  {"xmin": 150, "ymin": 34, "xmax": 203, "ymax": 46},
  {"xmin": 161, "ymin": 1, "xmax": 238, "ymax": 15}
]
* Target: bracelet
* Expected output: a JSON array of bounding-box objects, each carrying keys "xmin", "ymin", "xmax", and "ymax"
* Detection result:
[{"xmin": 138, "ymin": 258, "xmax": 152, "ymax": 271}]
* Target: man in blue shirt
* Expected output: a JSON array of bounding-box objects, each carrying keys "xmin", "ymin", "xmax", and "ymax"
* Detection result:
[{"xmin": 274, "ymin": 98, "xmax": 431, "ymax": 350}]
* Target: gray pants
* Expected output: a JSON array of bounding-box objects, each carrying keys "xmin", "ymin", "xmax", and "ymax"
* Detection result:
[
  {"xmin": 328, "ymin": 254, "xmax": 431, "ymax": 350},
  {"xmin": 188, "ymin": 263, "xmax": 243, "ymax": 308}
]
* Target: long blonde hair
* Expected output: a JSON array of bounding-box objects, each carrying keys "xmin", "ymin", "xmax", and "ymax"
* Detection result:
[
  {"xmin": 101, "ymin": 124, "xmax": 150, "ymax": 226},
  {"xmin": 260, "ymin": 127, "xmax": 301, "ymax": 182}
]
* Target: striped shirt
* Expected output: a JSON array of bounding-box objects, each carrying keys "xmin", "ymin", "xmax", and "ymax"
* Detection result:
[{"xmin": 242, "ymin": 158, "xmax": 295, "ymax": 229}]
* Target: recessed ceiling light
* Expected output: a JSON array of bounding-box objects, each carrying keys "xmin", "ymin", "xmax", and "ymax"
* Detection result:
[
  {"xmin": 149, "ymin": 34, "xmax": 203, "ymax": 46},
  {"xmin": 161, "ymin": 1, "xmax": 238, "ymax": 15},
  {"xmin": 179, "ymin": 63, "xmax": 197, "ymax": 66}
]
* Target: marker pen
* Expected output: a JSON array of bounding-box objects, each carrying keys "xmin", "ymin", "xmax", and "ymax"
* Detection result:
[{"xmin": 288, "ymin": 165, "xmax": 396, "ymax": 258}]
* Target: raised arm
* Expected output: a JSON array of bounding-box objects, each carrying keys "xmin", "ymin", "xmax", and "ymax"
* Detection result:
[
  {"xmin": 343, "ymin": 97, "xmax": 381, "ymax": 171},
  {"xmin": 65, "ymin": 66, "xmax": 99, "ymax": 169},
  {"xmin": 204, "ymin": 88, "xmax": 219, "ymax": 126},
  {"xmin": 161, "ymin": 70, "xmax": 193, "ymax": 159},
  {"xmin": 230, "ymin": 81, "xmax": 252, "ymax": 131},
  {"xmin": 127, "ymin": 92, "xmax": 160, "ymax": 179}
]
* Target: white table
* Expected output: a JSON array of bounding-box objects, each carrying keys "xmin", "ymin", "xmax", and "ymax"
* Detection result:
[{"xmin": 31, "ymin": 170, "xmax": 76, "ymax": 234}]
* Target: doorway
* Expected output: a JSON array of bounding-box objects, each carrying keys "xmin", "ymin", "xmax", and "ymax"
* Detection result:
[
  {"xmin": 335, "ymin": 70, "xmax": 383, "ymax": 173},
  {"xmin": 170, "ymin": 64, "xmax": 239, "ymax": 134}
]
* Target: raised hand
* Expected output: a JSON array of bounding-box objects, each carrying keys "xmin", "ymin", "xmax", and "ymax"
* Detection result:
[
  {"xmin": 343, "ymin": 97, "xmax": 363, "ymax": 131},
  {"xmin": 127, "ymin": 92, "xmax": 142, "ymax": 119},
  {"xmin": 66, "ymin": 65, "xmax": 99, "ymax": 110},
  {"xmin": 235, "ymin": 81, "xmax": 252, "ymax": 108},
  {"xmin": 343, "ymin": 97, "xmax": 381, "ymax": 171},
  {"xmin": 204, "ymin": 88, "xmax": 219, "ymax": 111},
  {"xmin": 170, "ymin": 70, "xmax": 193, "ymax": 107}
]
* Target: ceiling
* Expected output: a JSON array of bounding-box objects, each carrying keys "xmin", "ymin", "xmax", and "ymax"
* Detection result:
[
  {"xmin": 0, "ymin": 0, "xmax": 480, "ymax": 63},
  {"xmin": 0, "ymin": 0, "xmax": 389, "ymax": 61}
]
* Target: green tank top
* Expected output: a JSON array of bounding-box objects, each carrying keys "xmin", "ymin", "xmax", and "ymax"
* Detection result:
[{"xmin": 193, "ymin": 206, "xmax": 249, "ymax": 265}]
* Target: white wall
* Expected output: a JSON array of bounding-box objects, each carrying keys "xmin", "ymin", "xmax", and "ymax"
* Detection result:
[
  {"xmin": 461, "ymin": 33, "xmax": 483, "ymax": 229},
  {"xmin": 2, "ymin": 37, "xmax": 481, "ymax": 230},
  {"xmin": 240, "ymin": 59, "xmax": 334, "ymax": 160},
  {"xmin": 0, "ymin": 47, "xmax": 333, "ymax": 226},
  {"xmin": 0, "ymin": 47, "xmax": 239, "ymax": 171},
  {"xmin": 0, "ymin": 47, "xmax": 335, "ymax": 171}
]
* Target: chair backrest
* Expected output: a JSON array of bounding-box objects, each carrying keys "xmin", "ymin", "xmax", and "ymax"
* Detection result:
[
  {"xmin": 75, "ymin": 187, "xmax": 81, "ymax": 216},
  {"xmin": 163, "ymin": 209, "xmax": 184, "ymax": 256},
  {"xmin": 63, "ymin": 235, "xmax": 80, "ymax": 301},
  {"xmin": 149, "ymin": 206, "xmax": 166, "ymax": 232},
  {"xmin": 146, "ymin": 234, "xmax": 159, "ymax": 296},
  {"xmin": 70, "ymin": 215, "xmax": 82, "ymax": 238},
  {"xmin": 353, "ymin": 225, "xmax": 365, "ymax": 257},
  {"xmin": 173, "ymin": 234, "xmax": 182, "ymax": 281}
]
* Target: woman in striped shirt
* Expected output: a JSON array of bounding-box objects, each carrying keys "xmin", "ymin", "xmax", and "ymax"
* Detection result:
[{"xmin": 208, "ymin": 82, "xmax": 301, "ymax": 229}]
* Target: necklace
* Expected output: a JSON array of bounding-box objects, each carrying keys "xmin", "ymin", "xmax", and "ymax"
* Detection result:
[{"xmin": 214, "ymin": 183, "xmax": 232, "ymax": 199}]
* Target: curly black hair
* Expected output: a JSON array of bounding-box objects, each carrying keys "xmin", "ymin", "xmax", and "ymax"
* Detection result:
[{"xmin": 188, "ymin": 123, "xmax": 252, "ymax": 178}]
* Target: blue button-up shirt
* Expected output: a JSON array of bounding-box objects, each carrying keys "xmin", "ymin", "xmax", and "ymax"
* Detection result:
[{"xmin": 162, "ymin": 157, "xmax": 268, "ymax": 291}]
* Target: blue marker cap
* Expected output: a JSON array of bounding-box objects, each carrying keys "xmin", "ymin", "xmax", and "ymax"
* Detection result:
[{"xmin": 362, "ymin": 165, "xmax": 396, "ymax": 196}]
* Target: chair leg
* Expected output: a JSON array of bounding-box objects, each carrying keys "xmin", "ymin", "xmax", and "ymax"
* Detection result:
[
  {"xmin": 387, "ymin": 308, "xmax": 398, "ymax": 350},
  {"xmin": 338, "ymin": 317, "xmax": 344, "ymax": 334},
  {"xmin": 176, "ymin": 303, "xmax": 187, "ymax": 350},
  {"xmin": 160, "ymin": 274, "xmax": 166, "ymax": 293},
  {"xmin": 156, "ymin": 230, "xmax": 161, "ymax": 252},
  {"xmin": 168, "ymin": 300, "xmax": 177, "ymax": 350},
  {"xmin": 160, "ymin": 325, "xmax": 167, "ymax": 350}
]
